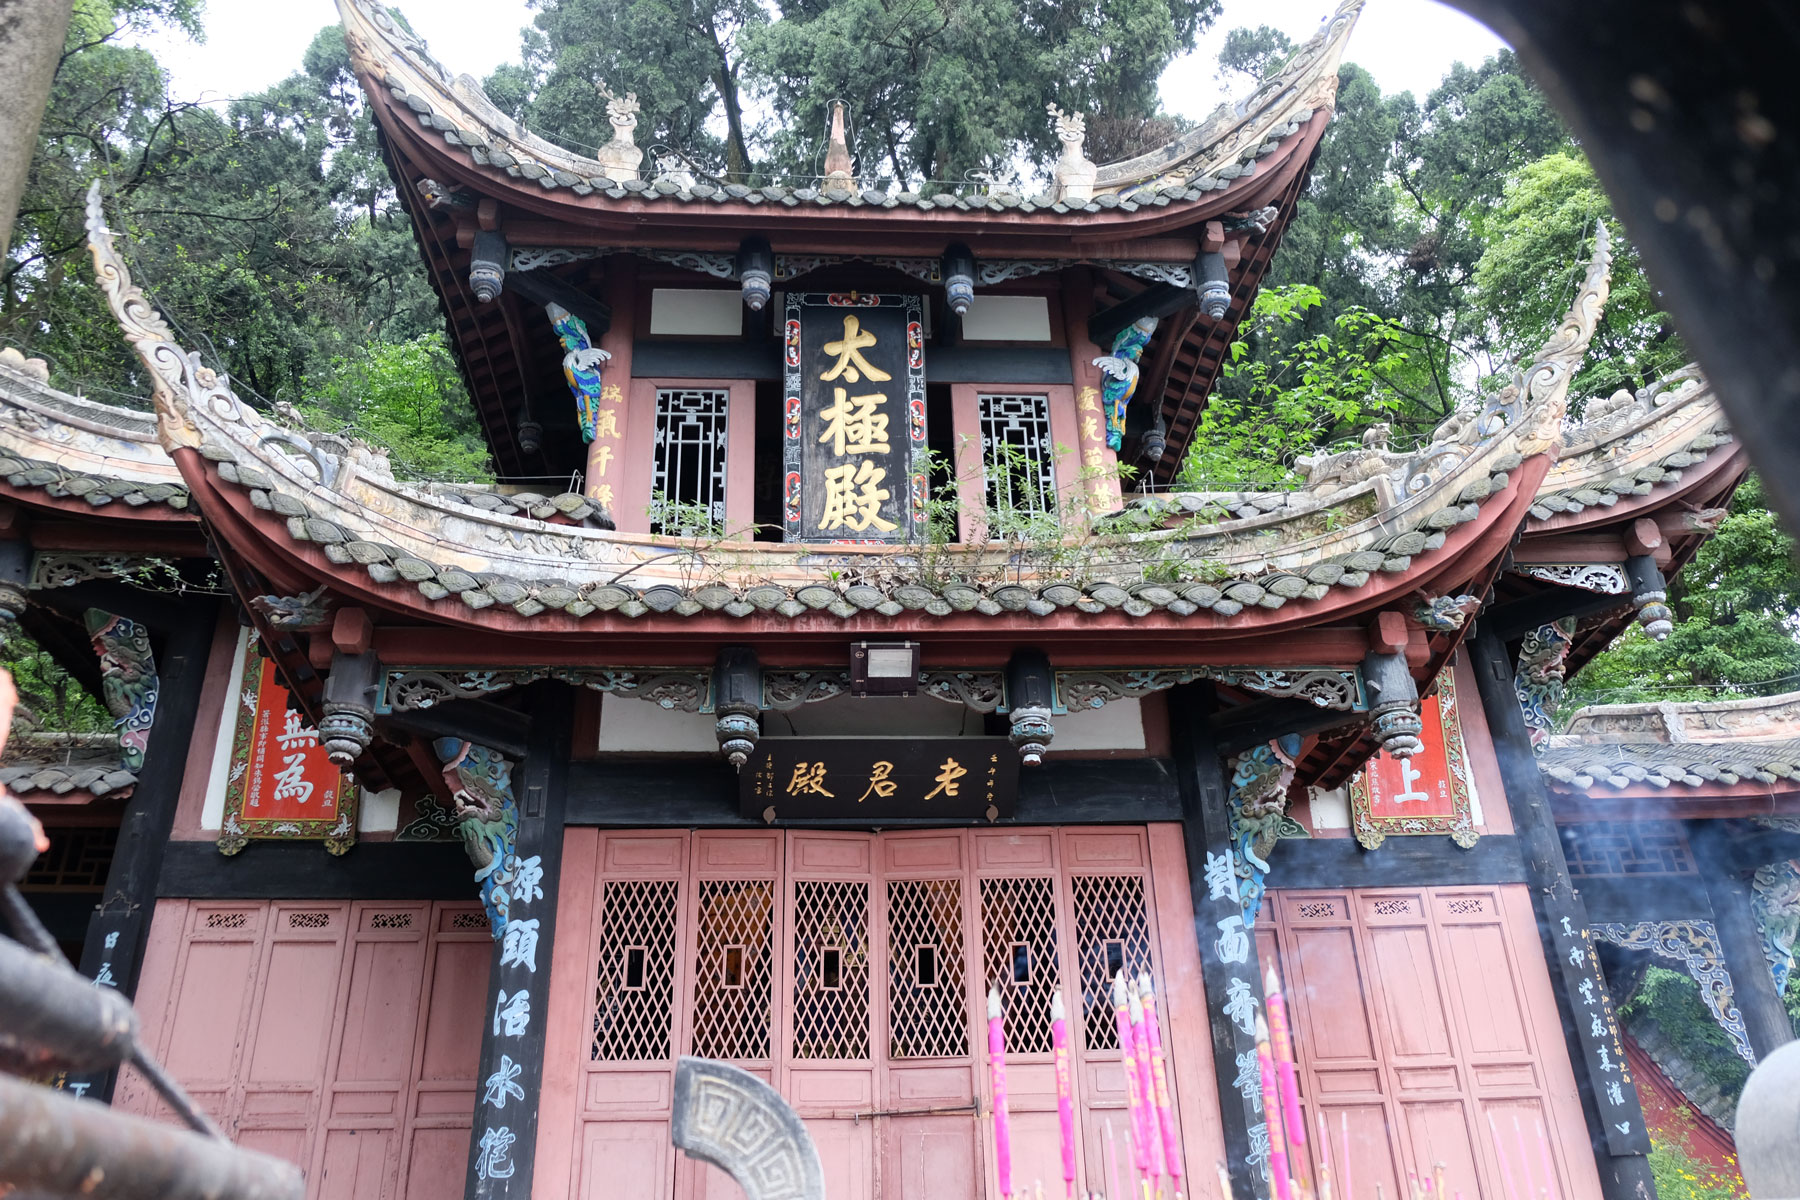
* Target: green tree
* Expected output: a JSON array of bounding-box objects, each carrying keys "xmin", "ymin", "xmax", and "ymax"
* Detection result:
[
  {"xmin": 745, "ymin": 0, "xmax": 1216, "ymax": 187},
  {"xmin": 1217, "ymin": 24, "xmax": 1293, "ymax": 86},
  {"xmin": 6, "ymin": 16, "xmax": 444, "ymax": 406},
  {"xmin": 300, "ymin": 335, "xmax": 494, "ymax": 483},
  {"xmin": 1474, "ymin": 150, "xmax": 1683, "ymax": 399},
  {"xmin": 1257, "ymin": 50, "xmax": 1569, "ymax": 422},
  {"xmin": 1174, "ymin": 284, "xmax": 1415, "ymax": 488},
  {"xmin": 1568, "ymin": 475, "xmax": 1800, "ymax": 708},
  {"xmin": 503, "ymin": 0, "xmax": 767, "ymax": 181}
]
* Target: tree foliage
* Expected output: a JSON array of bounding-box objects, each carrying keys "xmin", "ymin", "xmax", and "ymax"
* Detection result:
[
  {"xmin": 1567, "ymin": 475, "xmax": 1800, "ymax": 708},
  {"xmin": 1175, "ymin": 284, "xmax": 1413, "ymax": 489},
  {"xmin": 502, "ymin": 0, "xmax": 1219, "ymax": 188},
  {"xmin": 300, "ymin": 336, "xmax": 493, "ymax": 483}
]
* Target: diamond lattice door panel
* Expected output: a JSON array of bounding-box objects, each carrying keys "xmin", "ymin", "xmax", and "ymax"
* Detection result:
[{"xmin": 556, "ymin": 827, "xmax": 1203, "ymax": 1200}]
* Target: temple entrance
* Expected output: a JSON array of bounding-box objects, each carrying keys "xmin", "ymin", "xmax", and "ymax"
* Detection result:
[{"xmin": 551, "ymin": 827, "xmax": 1196, "ymax": 1200}]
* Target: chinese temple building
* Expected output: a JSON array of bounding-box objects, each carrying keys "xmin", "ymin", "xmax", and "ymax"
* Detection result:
[{"xmin": 4, "ymin": 0, "xmax": 1789, "ymax": 1198}]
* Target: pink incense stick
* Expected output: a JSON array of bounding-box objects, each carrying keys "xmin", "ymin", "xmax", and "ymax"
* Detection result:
[
  {"xmin": 1128, "ymin": 985, "xmax": 1167, "ymax": 1192},
  {"xmin": 1512, "ymin": 1116, "xmax": 1534, "ymax": 1200},
  {"xmin": 988, "ymin": 987, "xmax": 1014, "ymax": 1199},
  {"xmin": 1314, "ymin": 1112, "xmax": 1334, "ymax": 1200},
  {"xmin": 1263, "ymin": 965, "xmax": 1307, "ymax": 1150},
  {"xmin": 1112, "ymin": 973, "xmax": 1153, "ymax": 1193},
  {"xmin": 1108, "ymin": 1119, "xmax": 1127, "ymax": 1200},
  {"xmin": 1139, "ymin": 974, "xmax": 1185, "ymax": 1192},
  {"xmin": 1052, "ymin": 992, "xmax": 1079, "ymax": 1200},
  {"xmin": 1339, "ymin": 1112, "xmax": 1353, "ymax": 1200},
  {"xmin": 1533, "ymin": 1118, "xmax": 1559, "ymax": 1200},
  {"xmin": 1487, "ymin": 1113, "xmax": 1522, "ymax": 1200},
  {"xmin": 1256, "ymin": 1016, "xmax": 1294, "ymax": 1200}
]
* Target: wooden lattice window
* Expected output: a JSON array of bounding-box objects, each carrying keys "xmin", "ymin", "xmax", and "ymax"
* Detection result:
[
  {"xmin": 792, "ymin": 880, "xmax": 870, "ymax": 1060},
  {"xmin": 980, "ymin": 876, "xmax": 1062, "ymax": 1054},
  {"xmin": 887, "ymin": 879, "xmax": 969, "ymax": 1059},
  {"xmin": 651, "ymin": 388, "xmax": 731, "ymax": 530},
  {"xmin": 23, "ymin": 827, "xmax": 116, "ymax": 890},
  {"xmin": 592, "ymin": 879, "xmax": 679, "ymax": 1062},
  {"xmin": 1071, "ymin": 875, "xmax": 1154, "ymax": 1051},
  {"xmin": 978, "ymin": 393, "xmax": 1057, "ymax": 516},
  {"xmin": 690, "ymin": 880, "xmax": 773, "ymax": 1061}
]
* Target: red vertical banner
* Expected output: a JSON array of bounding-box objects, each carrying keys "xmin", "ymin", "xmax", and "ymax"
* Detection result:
[
  {"xmin": 1349, "ymin": 667, "xmax": 1476, "ymax": 848},
  {"xmin": 219, "ymin": 638, "xmax": 355, "ymax": 855}
]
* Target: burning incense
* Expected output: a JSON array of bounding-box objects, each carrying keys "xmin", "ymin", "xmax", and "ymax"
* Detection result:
[
  {"xmin": 1533, "ymin": 1118, "xmax": 1559, "ymax": 1200},
  {"xmin": 1486, "ymin": 1113, "xmax": 1522, "ymax": 1200},
  {"xmin": 988, "ymin": 988, "xmax": 1014, "ymax": 1199},
  {"xmin": 1139, "ymin": 974, "xmax": 1185, "ymax": 1193},
  {"xmin": 1512, "ymin": 1117, "xmax": 1535, "ymax": 1200},
  {"xmin": 1407, "ymin": 1169, "xmax": 1423, "ymax": 1200},
  {"xmin": 1128, "ymin": 983, "xmax": 1167, "ymax": 1194},
  {"xmin": 1218, "ymin": 1161, "xmax": 1234, "ymax": 1200},
  {"xmin": 1112, "ymin": 973, "xmax": 1154, "ymax": 1197},
  {"xmin": 1255, "ymin": 1015, "xmax": 1294, "ymax": 1200},
  {"xmin": 1339, "ymin": 1112, "xmax": 1353, "ymax": 1200},
  {"xmin": 1052, "ymin": 992, "xmax": 1078, "ymax": 1200},
  {"xmin": 1433, "ymin": 1162, "xmax": 1448, "ymax": 1200},
  {"xmin": 1263, "ymin": 965, "xmax": 1307, "ymax": 1149},
  {"xmin": 1313, "ymin": 1112, "xmax": 1334, "ymax": 1200}
]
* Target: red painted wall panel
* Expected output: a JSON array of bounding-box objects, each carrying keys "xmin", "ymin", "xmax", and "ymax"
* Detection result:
[
  {"xmin": 122, "ymin": 899, "xmax": 488, "ymax": 1199},
  {"xmin": 1260, "ymin": 886, "xmax": 1602, "ymax": 1200}
]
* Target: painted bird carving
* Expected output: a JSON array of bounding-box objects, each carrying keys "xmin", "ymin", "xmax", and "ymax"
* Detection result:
[
  {"xmin": 547, "ymin": 302, "xmax": 612, "ymax": 443},
  {"xmin": 1092, "ymin": 316, "xmax": 1158, "ymax": 451}
]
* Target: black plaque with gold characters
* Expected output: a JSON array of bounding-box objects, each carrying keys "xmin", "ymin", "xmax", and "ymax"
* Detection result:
[
  {"xmin": 782, "ymin": 292, "xmax": 927, "ymax": 542},
  {"xmin": 742, "ymin": 738, "xmax": 1017, "ymax": 821}
]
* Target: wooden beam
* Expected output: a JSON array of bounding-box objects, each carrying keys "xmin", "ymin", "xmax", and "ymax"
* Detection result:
[
  {"xmin": 1468, "ymin": 623, "xmax": 1656, "ymax": 1198},
  {"xmin": 1087, "ymin": 283, "xmax": 1198, "ymax": 346},
  {"xmin": 564, "ymin": 757, "xmax": 1183, "ymax": 826},
  {"xmin": 1166, "ymin": 681, "xmax": 1269, "ymax": 1200},
  {"xmin": 157, "ymin": 839, "xmax": 472, "ymax": 899},
  {"xmin": 64, "ymin": 598, "xmax": 221, "ymax": 1102},
  {"xmin": 1270, "ymin": 834, "xmax": 1527, "ymax": 888},
  {"xmin": 1484, "ymin": 587, "xmax": 1632, "ymax": 642}
]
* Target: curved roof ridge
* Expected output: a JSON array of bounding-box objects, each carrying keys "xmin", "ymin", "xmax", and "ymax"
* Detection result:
[
  {"xmin": 336, "ymin": 0, "xmax": 1356, "ymax": 212},
  {"xmin": 1095, "ymin": 0, "xmax": 1365, "ymax": 193}
]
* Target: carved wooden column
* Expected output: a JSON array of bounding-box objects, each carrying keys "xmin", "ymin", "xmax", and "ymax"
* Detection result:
[
  {"xmin": 1468, "ymin": 625, "xmax": 1656, "ymax": 1200},
  {"xmin": 464, "ymin": 683, "xmax": 573, "ymax": 1200},
  {"xmin": 64, "ymin": 596, "xmax": 221, "ymax": 1101},
  {"xmin": 1168, "ymin": 680, "xmax": 1271, "ymax": 1200}
]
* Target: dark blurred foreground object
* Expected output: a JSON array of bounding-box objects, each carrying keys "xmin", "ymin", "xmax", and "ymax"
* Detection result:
[
  {"xmin": 0, "ymin": 680, "xmax": 303, "ymax": 1199},
  {"xmin": 1736, "ymin": 1039, "xmax": 1800, "ymax": 1198},
  {"xmin": 0, "ymin": 0, "xmax": 73, "ymax": 260},
  {"xmin": 1446, "ymin": 0, "xmax": 1800, "ymax": 538}
]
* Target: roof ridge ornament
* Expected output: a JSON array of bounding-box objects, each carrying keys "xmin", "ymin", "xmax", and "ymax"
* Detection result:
[
  {"xmin": 1048, "ymin": 103, "xmax": 1096, "ymax": 204},
  {"xmin": 822, "ymin": 101, "xmax": 855, "ymax": 189},
  {"xmin": 595, "ymin": 84, "xmax": 644, "ymax": 183},
  {"xmin": 83, "ymin": 180, "xmax": 222, "ymax": 455}
]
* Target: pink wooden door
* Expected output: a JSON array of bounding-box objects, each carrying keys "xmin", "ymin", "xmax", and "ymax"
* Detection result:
[
  {"xmin": 121, "ymin": 899, "xmax": 487, "ymax": 1200},
  {"xmin": 784, "ymin": 831, "xmax": 879, "ymax": 1200},
  {"xmin": 557, "ymin": 827, "xmax": 1203, "ymax": 1200},
  {"xmin": 878, "ymin": 833, "xmax": 983, "ymax": 1200},
  {"xmin": 1259, "ymin": 886, "xmax": 1604, "ymax": 1200}
]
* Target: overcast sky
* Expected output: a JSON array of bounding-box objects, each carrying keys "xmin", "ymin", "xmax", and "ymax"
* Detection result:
[{"xmin": 136, "ymin": 0, "xmax": 1508, "ymax": 123}]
